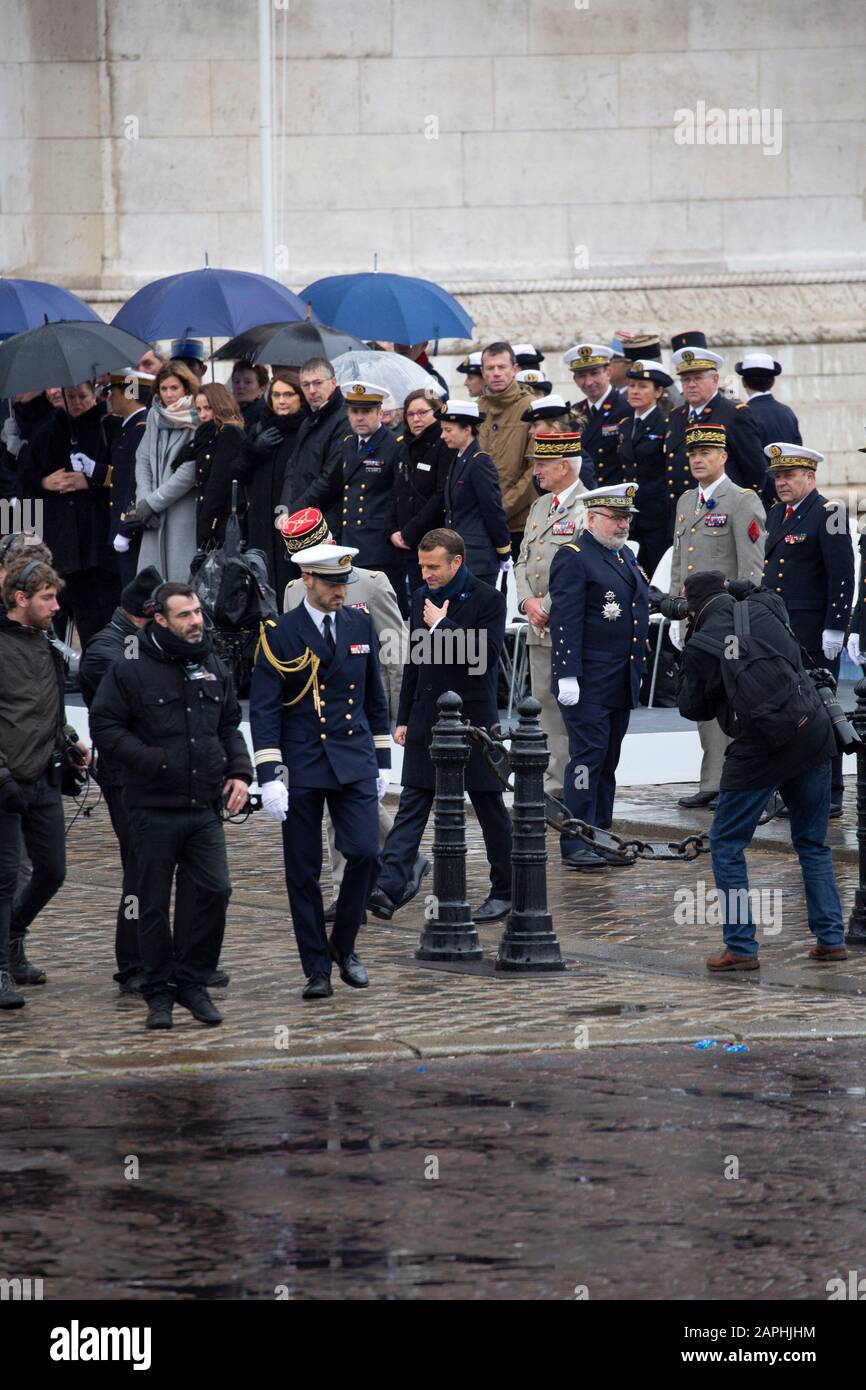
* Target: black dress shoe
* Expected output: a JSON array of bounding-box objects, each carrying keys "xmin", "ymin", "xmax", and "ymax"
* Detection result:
[
  {"xmin": 145, "ymin": 993, "xmax": 174, "ymax": 1030},
  {"xmin": 368, "ymin": 888, "xmax": 397, "ymax": 920},
  {"xmin": 330, "ymin": 948, "xmax": 369, "ymax": 988},
  {"xmin": 302, "ymin": 971, "xmax": 334, "ymax": 999},
  {"xmin": 829, "ymin": 802, "xmax": 844, "ymax": 820},
  {"xmin": 472, "ymin": 896, "xmax": 511, "ymax": 923},
  {"xmin": 118, "ymin": 970, "xmax": 147, "ymax": 996},
  {"xmin": 323, "ymin": 901, "xmax": 337, "ymax": 923},
  {"xmin": 8, "ymin": 936, "xmax": 46, "ymax": 985},
  {"xmin": 591, "ymin": 844, "xmax": 635, "ymax": 868},
  {"xmin": 678, "ymin": 790, "xmax": 718, "ymax": 808},
  {"xmin": 561, "ymin": 847, "xmax": 607, "ymax": 871},
  {"xmin": 176, "ymin": 985, "xmax": 223, "ymax": 1025},
  {"xmin": 401, "ymin": 854, "xmax": 431, "ymax": 905},
  {"xmin": 206, "ymin": 967, "xmax": 230, "ymax": 988}
]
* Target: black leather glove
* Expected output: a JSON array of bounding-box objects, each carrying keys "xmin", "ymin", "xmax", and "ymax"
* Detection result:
[
  {"xmin": 0, "ymin": 776, "xmax": 27, "ymax": 815},
  {"xmin": 253, "ymin": 426, "xmax": 283, "ymax": 451}
]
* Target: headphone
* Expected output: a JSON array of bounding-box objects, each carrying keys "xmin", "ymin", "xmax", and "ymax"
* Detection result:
[
  {"xmin": 15, "ymin": 558, "xmax": 45, "ymax": 591},
  {"xmin": 0, "ymin": 532, "xmax": 22, "ymax": 563}
]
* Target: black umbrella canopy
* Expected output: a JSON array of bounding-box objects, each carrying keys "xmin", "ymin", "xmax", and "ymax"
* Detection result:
[
  {"xmin": 0, "ymin": 320, "xmax": 152, "ymax": 397},
  {"xmin": 212, "ymin": 320, "xmax": 366, "ymax": 367}
]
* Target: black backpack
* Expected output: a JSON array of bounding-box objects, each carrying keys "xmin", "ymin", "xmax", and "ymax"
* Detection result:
[{"xmin": 688, "ymin": 597, "xmax": 821, "ymax": 749}]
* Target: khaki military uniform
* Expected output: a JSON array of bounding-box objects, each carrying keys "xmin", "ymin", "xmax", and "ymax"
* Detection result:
[
  {"xmin": 515, "ymin": 482, "xmax": 587, "ymax": 795},
  {"xmin": 284, "ymin": 566, "xmax": 406, "ymax": 897},
  {"xmin": 670, "ymin": 475, "xmax": 767, "ymax": 793}
]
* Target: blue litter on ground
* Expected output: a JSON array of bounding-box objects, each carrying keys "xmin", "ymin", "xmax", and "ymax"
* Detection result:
[
  {"xmin": 694, "ymin": 1039, "xmax": 717, "ymax": 1049},
  {"xmin": 417, "ymin": 1065, "xmax": 426, "ymax": 1072},
  {"xmin": 724, "ymin": 1043, "xmax": 750, "ymax": 1053}
]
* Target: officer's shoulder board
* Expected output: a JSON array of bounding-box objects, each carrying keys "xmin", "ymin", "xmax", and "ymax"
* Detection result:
[
  {"xmin": 562, "ymin": 543, "xmax": 581, "ymax": 555},
  {"xmin": 395, "ymin": 434, "xmax": 404, "ymax": 443},
  {"xmin": 735, "ymin": 402, "xmax": 747, "ymax": 410},
  {"xmin": 368, "ymin": 569, "xmax": 381, "ymax": 577}
]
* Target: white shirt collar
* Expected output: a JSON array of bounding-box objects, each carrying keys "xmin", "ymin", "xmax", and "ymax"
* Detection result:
[
  {"xmin": 552, "ymin": 477, "xmax": 581, "ymax": 509},
  {"xmin": 592, "ymin": 385, "xmax": 613, "ymax": 411},
  {"xmin": 303, "ymin": 597, "xmax": 334, "ymax": 635},
  {"xmin": 637, "ymin": 405, "xmax": 656, "ymax": 421},
  {"xmin": 747, "ymin": 389, "xmax": 773, "ymax": 399},
  {"xmin": 699, "ymin": 473, "xmax": 727, "ymax": 502}
]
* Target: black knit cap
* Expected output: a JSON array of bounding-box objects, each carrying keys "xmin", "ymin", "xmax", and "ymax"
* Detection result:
[
  {"xmin": 683, "ymin": 570, "xmax": 728, "ymax": 616},
  {"xmin": 121, "ymin": 565, "xmax": 164, "ymax": 617}
]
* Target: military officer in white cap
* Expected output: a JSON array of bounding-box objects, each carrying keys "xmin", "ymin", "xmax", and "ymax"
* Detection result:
[
  {"xmin": 735, "ymin": 352, "xmax": 802, "ymax": 450},
  {"xmin": 456, "ymin": 351, "xmax": 485, "ymax": 399},
  {"xmin": 664, "ymin": 339, "xmax": 769, "ymax": 504},
  {"xmin": 563, "ymin": 343, "xmax": 633, "ymax": 490}
]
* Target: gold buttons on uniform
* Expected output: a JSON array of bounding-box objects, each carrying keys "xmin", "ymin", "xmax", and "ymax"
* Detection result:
[{"xmin": 345, "ymin": 713, "xmax": 352, "ymax": 720}]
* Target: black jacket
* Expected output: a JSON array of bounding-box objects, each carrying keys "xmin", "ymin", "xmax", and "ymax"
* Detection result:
[
  {"xmin": 279, "ymin": 388, "xmax": 350, "ymax": 534},
  {"xmin": 104, "ymin": 408, "xmax": 148, "ymax": 535},
  {"xmin": 320, "ymin": 424, "xmax": 409, "ymax": 569},
  {"xmin": 78, "ymin": 608, "xmax": 142, "ymax": 787},
  {"xmin": 664, "ymin": 394, "xmax": 768, "ymax": 499},
  {"xmin": 172, "ymin": 421, "xmax": 247, "ymax": 549},
  {"xmin": 383, "ymin": 420, "xmax": 451, "ymax": 553},
  {"xmin": 17, "ymin": 402, "xmax": 114, "ymax": 576},
  {"xmin": 0, "ymin": 612, "xmax": 69, "ymax": 784},
  {"xmin": 397, "ymin": 569, "xmax": 505, "ymax": 791},
  {"xmin": 442, "ymin": 439, "xmax": 511, "ymax": 580},
  {"xmin": 677, "ymin": 589, "xmax": 835, "ymax": 790},
  {"xmin": 746, "ymin": 393, "xmax": 802, "ymax": 449},
  {"xmin": 89, "ymin": 625, "xmax": 253, "ymax": 808},
  {"xmin": 238, "ymin": 407, "xmax": 306, "ymax": 594}
]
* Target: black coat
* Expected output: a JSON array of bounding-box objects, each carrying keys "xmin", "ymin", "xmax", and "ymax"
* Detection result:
[
  {"xmin": 575, "ymin": 389, "xmax": 633, "ymax": 489},
  {"xmin": 17, "ymin": 403, "xmax": 114, "ymax": 576},
  {"xmin": 678, "ymin": 589, "xmax": 835, "ymax": 790},
  {"xmin": 763, "ymin": 491, "xmax": 854, "ymax": 654},
  {"xmin": 443, "ymin": 439, "xmax": 511, "ymax": 580},
  {"xmin": 238, "ymin": 407, "xmax": 306, "ymax": 594},
  {"xmin": 746, "ymin": 393, "xmax": 802, "ymax": 449},
  {"xmin": 322, "ymin": 424, "xmax": 409, "ymax": 569},
  {"xmin": 397, "ymin": 568, "xmax": 505, "ymax": 790},
  {"xmin": 175, "ymin": 421, "xmax": 247, "ymax": 548},
  {"xmin": 240, "ymin": 395, "xmax": 269, "ymax": 434},
  {"xmin": 104, "ymin": 408, "xmax": 148, "ymax": 535},
  {"xmin": 78, "ymin": 607, "xmax": 142, "ymax": 787},
  {"xmin": 279, "ymin": 388, "xmax": 350, "ymax": 534},
  {"xmin": 383, "ymin": 420, "xmax": 451, "ymax": 553},
  {"xmin": 617, "ymin": 404, "xmax": 670, "ymax": 535},
  {"xmin": 89, "ymin": 625, "xmax": 252, "ymax": 808},
  {"xmin": 664, "ymin": 394, "xmax": 768, "ymax": 499}
]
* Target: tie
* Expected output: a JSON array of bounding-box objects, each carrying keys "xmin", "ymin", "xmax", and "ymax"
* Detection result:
[
  {"xmin": 551, "ymin": 494, "xmax": 560, "ymax": 511},
  {"xmin": 357, "ymin": 436, "xmax": 364, "ymax": 452},
  {"xmin": 785, "ymin": 505, "xmax": 795, "ymax": 519},
  {"xmin": 699, "ymin": 492, "xmax": 706, "ymax": 506},
  {"xmin": 323, "ymin": 614, "xmax": 336, "ymax": 655}
]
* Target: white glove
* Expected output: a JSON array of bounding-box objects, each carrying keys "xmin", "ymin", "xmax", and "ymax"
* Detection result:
[
  {"xmin": 112, "ymin": 533, "xmax": 131, "ymax": 553},
  {"xmin": 1, "ymin": 416, "xmax": 22, "ymax": 458},
  {"xmin": 70, "ymin": 451, "xmax": 96, "ymax": 478},
  {"xmin": 557, "ymin": 676, "xmax": 580, "ymax": 706},
  {"xmin": 376, "ymin": 772, "xmax": 389, "ymax": 801},
  {"xmin": 669, "ymin": 620, "xmax": 685, "ymax": 652},
  {"xmin": 847, "ymin": 633, "xmax": 864, "ymax": 666},
  {"xmin": 261, "ymin": 780, "xmax": 289, "ymax": 822},
  {"xmin": 499, "ymin": 556, "xmax": 514, "ymax": 572},
  {"xmin": 822, "ymin": 629, "xmax": 844, "ymax": 661}
]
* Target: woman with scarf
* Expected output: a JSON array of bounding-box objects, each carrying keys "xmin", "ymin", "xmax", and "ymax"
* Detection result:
[
  {"xmin": 383, "ymin": 388, "xmax": 451, "ymax": 613},
  {"xmin": 176, "ymin": 383, "xmax": 247, "ymax": 549},
  {"xmin": 130, "ymin": 361, "xmax": 200, "ymax": 581},
  {"xmin": 239, "ymin": 370, "xmax": 308, "ymax": 597}
]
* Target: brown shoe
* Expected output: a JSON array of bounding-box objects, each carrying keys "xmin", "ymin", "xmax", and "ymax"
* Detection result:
[
  {"xmin": 706, "ymin": 950, "xmax": 759, "ymax": 972},
  {"xmin": 809, "ymin": 943, "xmax": 849, "ymax": 962}
]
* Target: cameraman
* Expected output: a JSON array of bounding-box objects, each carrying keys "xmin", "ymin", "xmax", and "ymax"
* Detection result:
[{"xmin": 677, "ymin": 570, "xmax": 848, "ymax": 971}]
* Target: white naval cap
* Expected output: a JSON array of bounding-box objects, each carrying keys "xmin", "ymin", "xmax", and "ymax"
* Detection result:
[
  {"xmin": 735, "ymin": 351, "xmax": 782, "ymax": 375},
  {"xmin": 672, "ymin": 346, "xmax": 724, "ymax": 374},
  {"xmin": 293, "ymin": 542, "xmax": 360, "ymax": 582},
  {"xmin": 763, "ymin": 442, "xmax": 824, "ymax": 471},
  {"xmin": 562, "ymin": 343, "xmax": 614, "ymax": 370}
]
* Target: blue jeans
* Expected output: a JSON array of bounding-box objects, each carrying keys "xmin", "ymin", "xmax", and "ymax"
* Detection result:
[{"xmin": 709, "ymin": 761, "xmax": 844, "ymax": 957}]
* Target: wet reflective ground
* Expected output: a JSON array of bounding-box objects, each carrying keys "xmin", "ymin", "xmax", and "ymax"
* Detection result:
[{"xmin": 3, "ymin": 1042, "xmax": 865, "ymax": 1300}]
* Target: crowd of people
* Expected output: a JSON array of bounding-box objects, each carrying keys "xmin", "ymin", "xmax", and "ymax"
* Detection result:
[{"xmin": 0, "ymin": 326, "xmax": 863, "ymax": 1017}]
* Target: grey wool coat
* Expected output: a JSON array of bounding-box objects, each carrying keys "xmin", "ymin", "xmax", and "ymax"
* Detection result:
[{"xmin": 134, "ymin": 403, "xmax": 198, "ymax": 581}]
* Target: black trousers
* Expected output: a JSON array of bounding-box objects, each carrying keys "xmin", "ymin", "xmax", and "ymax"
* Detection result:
[
  {"xmin": 126, "ymin": 805, "xmax": 230, "ymax": 997},
  {"xmin": 559, "ymin": 701, "xmax": 632, "ymax": 853},
  {"xmin": 0, "ymin": 775, "xmax": 66, "ymax": 970},
  {"xmin": 281, "ymin": 781, "xmax": 380, "ymax": 977},
  {"xmin": 56, "ymin": 566, "xmax": 120, "ymax": 649},
  {"xmin": 103, "ymin": 782, "xmax": 143, "ymax": 981},
  {"xmin": 377, "ymin": 785, "xmax": 513, "ymax": 903}
]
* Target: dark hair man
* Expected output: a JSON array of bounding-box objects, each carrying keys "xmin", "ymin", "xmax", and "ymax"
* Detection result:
[
  {"xmin": 368, "ymin": 527, "xmax": 513, "ymax": 924},
  {"xmin": 678, "ymin": 571, "xmax": 848, "ymax": 972},
  {"xmin": 0, "ymin": 555, "xmax": 91, "ymax": 1009},
  {"xmin": 89, "ymin": 583, "xmax": 252, "ymax": 1030},
  {"xmin": 279, "ymin": 356, "xmax": 349, "ymax": 534}
]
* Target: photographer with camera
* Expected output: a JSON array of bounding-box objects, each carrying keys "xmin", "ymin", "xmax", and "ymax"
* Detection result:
[
  {"xmin": 0, "ymin": 553, "xmax": 91, "ymax": 1009},
  {"xmin": 677, "ymin": 570, "xmax": 850, "ymax": 971}
]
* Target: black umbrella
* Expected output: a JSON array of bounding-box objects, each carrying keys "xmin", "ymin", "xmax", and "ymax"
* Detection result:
[
  {"xmin": 211, "ymin": 320, "xmax": 367, "ymax": 367},
  {"xmin": 0, "ymin": 319, "xmax": 152, "ymax": 397}
]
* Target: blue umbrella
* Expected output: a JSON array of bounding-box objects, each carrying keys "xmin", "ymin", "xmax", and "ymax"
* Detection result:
[
  {"xmin": 0, "ymin": 278, "xmax": 101, "ymax": 340},
  {"xmin": 301, "ymin": 272, "xmax": 473, "ymax": 343},
  {"xmin": 112, "ymin": 267, "xmax": 314, "ymax": 340}
]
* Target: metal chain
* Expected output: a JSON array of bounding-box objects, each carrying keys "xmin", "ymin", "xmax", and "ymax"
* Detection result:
[{"xmin": 468, "ymin": 723, "xmax": 710, "ymax": 864}]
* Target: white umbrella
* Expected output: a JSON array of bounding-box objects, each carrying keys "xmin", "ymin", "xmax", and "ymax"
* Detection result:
[{"xmin": 331, "ymin": 350, "xmax": 445, "ymax": 410}]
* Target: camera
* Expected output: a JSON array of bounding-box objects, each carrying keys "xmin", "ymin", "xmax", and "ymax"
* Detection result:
[
  {"xmin": 647, "ymin": 586, "xmax": 689, "ymax": 622},
  {"xmin": 808, "ymin": 668, "xmax": 862, "ymax": 754}
]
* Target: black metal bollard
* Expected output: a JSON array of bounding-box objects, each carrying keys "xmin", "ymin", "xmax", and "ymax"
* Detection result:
[
  {"xmin": 846, "ymin": 676, "xmax": 866, "ymax": 945},
  {"xmin": 495, "ymin": 696, "xmax": 565, "ymax": 972},
  {"xmin": 416, "ymin": 691, "xmax": 483, "ymax": 962}
]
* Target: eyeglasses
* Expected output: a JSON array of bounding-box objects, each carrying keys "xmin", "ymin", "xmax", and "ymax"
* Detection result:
[
  {"xmin": 301, "ymin": 378, "xmax": 329, "ymax": 389},
  {"xmin": 405, "ymin": 408, "xmax": 434, "ymax": 420}
]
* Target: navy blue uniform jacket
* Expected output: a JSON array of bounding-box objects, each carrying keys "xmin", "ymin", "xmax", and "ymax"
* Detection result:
[
  {"xmin": 322, "ymin": 424, "xmax": 408, "ymax": 569},
  {"xmin": 575, "ymin": 389, "xmax": 633, "ymax": 490},
  {"xmin": 250, "ymin": 603, "xmax": 391, "ymax": 789},
  {"xmin": 664, "ymin": 394, "xmax": 768, "ymax": 497},
  {"xmin": 746, "ymin": 393, "xmax": 802, "ymax": 449},
  {"xmin": 549, "ymin": 531, "xmax": 650, "ymax": 709},
  {"xmin": 763, "ymin": 491, "xmax": 854, "ymax": 652},
  {"xmin": 617, "ymin": 404, "xmax": 670, "ymax": 533},
  {"xmin": 397, "ymin": 571, "xmax": 505, "ymax": 791},
  {"xmin": 442, "ymin": 439, "xmax": 511, "ymax": 579}
]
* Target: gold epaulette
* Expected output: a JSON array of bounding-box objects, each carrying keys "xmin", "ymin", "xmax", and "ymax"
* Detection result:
[{"xmin": 256, "ymin": 623, "xmax": 322, "ymax": 715}]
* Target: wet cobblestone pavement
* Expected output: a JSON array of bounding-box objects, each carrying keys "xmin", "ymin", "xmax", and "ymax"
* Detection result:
[
  {"xmin": 4, "ymin": 794, "xmax": 866, "ymax": 1301},
  {"xmin": 1, "ymin": 789, "xmax": 865, "ymax": 1081}
]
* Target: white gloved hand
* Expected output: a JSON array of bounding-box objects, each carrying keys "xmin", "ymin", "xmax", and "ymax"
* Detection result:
[
  {"xmin": 376, "ymin": 772, "xmax": 389, "ymax": 801},
  {"xmin": 499, "ymin": 556, "xmax": 514, "ymax": 572},
  {"xmin": 69, "ymin": 451, "xmax": 96, "ymax": 478},
  {"xmin": 1, "ymin": 416, "xmax": 22, "ymax": 458},
  {"xmin": 847, "ymin": 633, "xmax": 864, "ymax": 666},
  {"xmin": 261, "ymin": 780, "xmax": 289, "ymax": 822},
  {"xmin": 822, "ymin": 629, "xmax": 845, "ymax": 661},
  {"xmin": 112, "ymin": 533, "xmax": 131, "ymax": 553},
  {"xmin": 669, "ymin": 620, "xmax": 685, "ymax": 652},
  {"xmin": 557, "ymin": 676, "xmax": 581, "ymax": 706}
]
